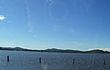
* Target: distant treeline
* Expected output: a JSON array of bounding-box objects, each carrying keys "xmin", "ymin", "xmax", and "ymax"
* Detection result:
[{"xmin": 0, "ymin": 47, "xmax": 110, "ymax": 54}]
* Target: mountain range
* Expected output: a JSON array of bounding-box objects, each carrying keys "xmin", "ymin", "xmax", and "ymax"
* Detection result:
[{"xmin": 0, "ymin": 47, "xmax": 109, "ymax": 54}]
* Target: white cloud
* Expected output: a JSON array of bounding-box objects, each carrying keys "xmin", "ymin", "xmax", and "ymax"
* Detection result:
[{"xmin": 0, "ymin": 15, "xmax": 6, "ymax": 20}]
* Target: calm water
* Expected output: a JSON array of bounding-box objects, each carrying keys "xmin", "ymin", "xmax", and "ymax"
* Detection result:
[{"xmin": 0, "ymin": 50, "xmax": 110, "ymax": 70}]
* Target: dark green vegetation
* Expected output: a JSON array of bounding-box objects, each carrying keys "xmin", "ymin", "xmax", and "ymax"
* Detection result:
[{"xmin": 0, "ymin": 47, "xmax": 109, "ymax": 54}]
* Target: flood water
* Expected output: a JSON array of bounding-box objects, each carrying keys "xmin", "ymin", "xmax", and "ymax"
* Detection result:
[{"xmin": 0, "ymin": 50, "xmax": 110, "ymax": 70}]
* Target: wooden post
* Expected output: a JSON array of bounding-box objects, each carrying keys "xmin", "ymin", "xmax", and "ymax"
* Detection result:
[
  {"xmin": 39, "ymin": 57, "xmax": 41, "ymax": 64},
  {"xmin": 103, "ymin": 59, "xmax": 105, "ymax": 65},
  {"xmin": 73, "ymin": 59, "xmax": 75, "ymax": 64},
  {"xmin": 7, "ymin": 56, "xmax": 9, "ymax": 63}
]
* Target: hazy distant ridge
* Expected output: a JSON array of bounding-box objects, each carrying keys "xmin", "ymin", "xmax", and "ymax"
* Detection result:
[{"xmin": 0, "ymin": 47, "xmax": 109, "ymax": 54}]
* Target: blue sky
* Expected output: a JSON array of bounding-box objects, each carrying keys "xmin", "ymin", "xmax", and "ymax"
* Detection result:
[{"xmin": 0, "ymin": 0, "xmax": 110, "ymax": 50}]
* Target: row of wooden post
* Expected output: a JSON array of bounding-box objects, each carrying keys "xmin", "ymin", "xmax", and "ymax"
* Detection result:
[
  {"xmin": 6, "ymin": 56, "xmax": 42, "ymax": 63},
  {"xmin": 6, "ymin": 56, "xmax": 106, "ymax": 65}
]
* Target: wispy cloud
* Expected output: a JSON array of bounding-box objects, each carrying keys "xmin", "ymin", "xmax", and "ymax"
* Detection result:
[
  {"xmin": 68, "ymin": 28, "xmax": 75, "ymax": 33},
  {"xmin": 72, "ymin": 41, "xmax": 83, "ymax": 47},
  {"xmin": 24, "ymin": 0, "xmax": 34, "ymax": 33},
  {"xmin": 0, "ymin": 15, "xmax": 6, "ymax": 20},
  {"xmin": 72, "ymin": 0, "xmax": 93, "ymax": 13},
  {"xmin": 46, "ymin": 0, "xmax": 54, "ymax": 5}
]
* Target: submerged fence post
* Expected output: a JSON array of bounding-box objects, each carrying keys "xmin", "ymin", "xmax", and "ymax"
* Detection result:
[
  {"xmin": 103, "ymin": 59, "xmax": 105, "ymax": 65},
  {"xmin": 73, "ymin": 59, "xmax": 75, "ymax": 64},
  {"xmin": 7, "ymin": 56, "xmax": 10, "ymax": 63},
  {"xmin": 39, "ymin": 57, "xmax": 41, "ymax": 64}
]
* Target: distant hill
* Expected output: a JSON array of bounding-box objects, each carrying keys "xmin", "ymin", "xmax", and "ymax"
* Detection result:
[
  {"xmin": 84, "ymin": 49, "xmax": 110, "ymax": 54},
  {"xmin": 0, "ymin": 47, "xmax": 27, "ymax": 51},
  {"xmin": 43, "ymin": 48, "xmax": 110, "ymax": 53},
  {"xmin": 0, "ymin": 47, "xmax": 110, "ymax": 54}
]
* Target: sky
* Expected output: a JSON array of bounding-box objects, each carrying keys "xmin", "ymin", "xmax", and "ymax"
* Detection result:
[{"xmin": 0, "ymin": 0, "xmax": 110, "ymax": 50}]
